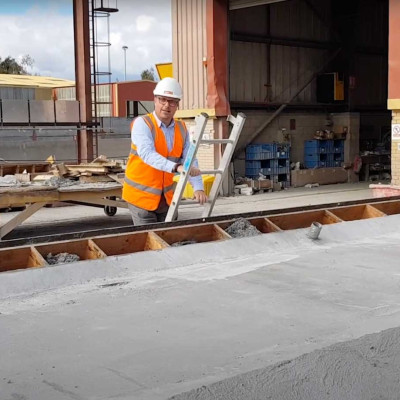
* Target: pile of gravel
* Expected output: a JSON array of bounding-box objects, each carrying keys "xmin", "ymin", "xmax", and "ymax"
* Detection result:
[
  {"xmin": 225, "ymin": 218, "xmax": 261, "ymax": 238},
  {"xmin": 46, "ymin": 252, "xmax": 80, "ymax": 265}
]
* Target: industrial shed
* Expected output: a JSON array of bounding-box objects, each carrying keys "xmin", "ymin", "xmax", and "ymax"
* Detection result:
[
  {"xmin": 0, "ymin": 74, "xmax": 75, "ymax": 100},
  {"xmin": 54, "ymin": 79, "xmax": 156, "ymax": 118},
  {"xmin": 172, "ymin": 0, "xmax": 395, "ymax": 190}
]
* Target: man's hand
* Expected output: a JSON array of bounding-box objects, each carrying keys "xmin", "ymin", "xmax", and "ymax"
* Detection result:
[
  {"xmin": 177, "ymin": 165, "xmax": 202, "ymax": 176},
  {"xmin": 193, "ymin": 190, "xmax": 208, "ymax": 205}
]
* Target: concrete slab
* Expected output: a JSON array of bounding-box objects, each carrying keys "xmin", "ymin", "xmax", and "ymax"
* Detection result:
[
  {"xmin": 171, "ymin": 327, "xmax": 400, "ymax": 399},
  {"xmin": 1, "ymin": 214, "xmax": 400, "ymax": 399}
]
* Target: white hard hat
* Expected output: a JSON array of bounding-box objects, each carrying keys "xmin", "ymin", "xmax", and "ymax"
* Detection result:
[{"xmin": 153, "ymin": 77, "xmax": 182, "ymax": 100}]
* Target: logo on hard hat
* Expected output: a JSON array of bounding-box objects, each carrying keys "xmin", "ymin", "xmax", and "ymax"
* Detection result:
[{"xmin": 164, "ymin": 90, "xmax": 173, "ymax": 95}]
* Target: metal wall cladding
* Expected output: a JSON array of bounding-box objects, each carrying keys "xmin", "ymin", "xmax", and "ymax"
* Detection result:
[
  {"xmin": 229, "ymin": 0, "xmax": 331, "ymax": 104},
  {"xmin": 55, "ymin": 87, "xmax": 76, "ymax": 101},
  {"xmin": 355, "ymin": 0, "xmax": 388, "ymax": 49},
  {"xmin": 172, "ymin": 0, "xmax": 207, "ymax": 110},
  {"xmin": 269, "ymin": 0, "xmax": 330, "ymax": 42},
  {"xmin": 230, "ymin": 42, "xmax": 327, "ymax": 104},
  {"xmin": 96, "ymin": 84, "xmax": 112, "ymax": 117},
  {"xmin": 230, "ymin": 4, "xmax": 269, "ymax": 36},
  {"xmin": 352, "ymin": 53, "xmax": 387, "ymax": 107},
  {"xmin": 55, "ymin": 85, "xmax": 112, "ymax": 117},
  {"xmin": 0, "ymin": 87, "xmax": 35, "ymax": 100},
  {"xmin": 230, "ymin": 41, "xmax": 269, "ymax": 103}
]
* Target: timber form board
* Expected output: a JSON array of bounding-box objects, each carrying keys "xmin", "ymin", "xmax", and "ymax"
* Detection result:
[{"xmin": 1, "ymin": 199, "xmax": 400, "ymax": 273}]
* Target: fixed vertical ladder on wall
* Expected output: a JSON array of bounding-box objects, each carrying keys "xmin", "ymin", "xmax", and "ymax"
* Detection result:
[{"xmin": 165, "ymin": 112, "xmax": 246, "ymax": 222}]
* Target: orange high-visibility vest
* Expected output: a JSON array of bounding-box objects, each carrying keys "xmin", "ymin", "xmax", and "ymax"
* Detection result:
[{"xmin": 122, "ymin": 113, "xmax": 186, "ymax": 211}]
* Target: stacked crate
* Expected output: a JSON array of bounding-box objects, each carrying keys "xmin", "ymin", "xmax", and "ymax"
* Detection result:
[
  {"xmin": 245, "ymin": 143, "xmax": 291, "ymax": 187},
  {"xmin": 304, "ymin": 139, "xmax": 345, "ymax": 169}
]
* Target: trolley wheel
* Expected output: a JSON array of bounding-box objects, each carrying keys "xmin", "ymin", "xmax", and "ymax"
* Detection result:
[
  {"xmin": 104, "ymin": 206, "xmax": 117, "ymax": 216},
  {"xmin": 104, "ymin": 196, "xmax": 117, "ymax": 216}
]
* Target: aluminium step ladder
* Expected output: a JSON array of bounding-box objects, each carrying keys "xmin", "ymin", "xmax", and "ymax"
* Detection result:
[{"xmin": 165, "ymin": 112, "xmax": 246, "ymax": 222}]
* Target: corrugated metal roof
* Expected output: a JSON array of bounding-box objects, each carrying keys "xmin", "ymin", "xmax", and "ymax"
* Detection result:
[{"xmin": 0, "ymin": 74, "xmax": 75, "ymax": 88}]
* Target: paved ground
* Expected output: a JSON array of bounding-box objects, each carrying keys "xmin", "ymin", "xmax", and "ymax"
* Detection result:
[{"xmin": 1, "ymin": 209, "xmax": 400, "ymax": 399}]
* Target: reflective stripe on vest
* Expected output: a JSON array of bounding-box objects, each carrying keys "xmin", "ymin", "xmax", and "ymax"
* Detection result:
[
  {"xmin": 142, "ymin": 115, "xmax": 156, "ymax": 137},
  {"xmin": 163, "ymin": 183, "xmax": 175, "ymax": 194},
  {"xmin": 176, "ymin": 121, "xmax": 186, "ymax": 144},
  {"xmin": 124, "ymin": 176, "xmax": 163, "ymax": 195}
]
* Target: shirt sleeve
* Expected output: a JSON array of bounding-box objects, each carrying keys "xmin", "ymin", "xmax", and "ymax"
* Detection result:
[
  {"xmin": 181, "ymin": 130, "xmax": 204, "ymax": 192},
  {"xmin": 131, "ymin": 117, "xmax": 176, "ymax": 173}
]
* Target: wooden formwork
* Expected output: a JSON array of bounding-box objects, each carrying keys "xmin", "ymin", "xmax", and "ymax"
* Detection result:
[
  {"xmin": 1, "ymin": 199, "xmax": 399, "ymax": 273},
  {"xmin": 0, "ymin": 162, "xmax": 51, "ymax": 177}
]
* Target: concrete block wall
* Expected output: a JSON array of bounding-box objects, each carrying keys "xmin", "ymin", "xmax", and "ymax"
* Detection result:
[
  {"xmin": 391, "ymin": 110, "xmax": 400, "ymax": 185},
  {"xmin": 182, "ymin": 118, "xmax": 215, "ymax": 170}
]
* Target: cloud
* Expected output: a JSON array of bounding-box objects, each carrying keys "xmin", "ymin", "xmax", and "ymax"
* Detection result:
[
  {"xmin": 136, "ymin": 15, "xmax": 156, "ymax": 32},
  {"xmin": 0, "ymin": 0, "xmax": 172, "ymax": 81}
]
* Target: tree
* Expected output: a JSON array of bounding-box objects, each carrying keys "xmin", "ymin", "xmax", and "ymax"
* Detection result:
[
  {"xmin": 141, "ymin": 67, "xmax": 156, "ymax": 81},
  {"xmin": 0, "ymin": 54, "xmax": 34, "ymax": 75},
  {"xmin": 20, "ymin": 54, "xmax": 34, "ymax": 71}
]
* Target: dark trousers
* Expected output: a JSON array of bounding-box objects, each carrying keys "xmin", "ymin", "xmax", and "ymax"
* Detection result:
[{"xmin": 128, "ymin": 195, "xmax": 171, "ymax": 226}]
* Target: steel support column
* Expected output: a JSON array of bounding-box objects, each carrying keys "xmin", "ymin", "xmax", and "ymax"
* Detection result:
[
  {"xmin": 388, "ymin": 0, "xmax": 400, "ymax": 105},
  {"xmin": 206, "ymin": 0, "xmax": 230, "ymax": 117},
  {"xmin": 73, "ymin": 0, "xmax": 93, "ymax": 163},
  {"xmin": 388, "ymin": 0, "xmax": 400, "ymax": 185}
]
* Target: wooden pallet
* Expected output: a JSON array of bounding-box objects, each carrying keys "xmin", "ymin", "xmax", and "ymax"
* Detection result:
[
  {"xmin": 1, "ymin": 199, "xmax": 399, "ymax": 273},
  {"xmin": 0, "ymin": 162, "xmax": 51, "ymax": 177}
]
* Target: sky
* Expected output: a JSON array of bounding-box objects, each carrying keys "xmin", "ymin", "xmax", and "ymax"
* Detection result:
[{"xmin": 0, "ymin": 0, "xmax": 172, "ymax": 81}]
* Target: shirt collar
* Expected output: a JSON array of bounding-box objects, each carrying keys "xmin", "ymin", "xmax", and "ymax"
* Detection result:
[{"xmin": 152, "ymin": 111, "xmax": 175, "ymax": 129}]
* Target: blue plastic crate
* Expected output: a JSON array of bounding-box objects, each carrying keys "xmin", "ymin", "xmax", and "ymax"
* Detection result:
[
  {"xmin": 273, "ymin": 159, "xmax": 290, "ymax": 174},
  {"xmin": 245, "ymin": 160, "xmax": 261, "ymax": 169},
  {"xmin": 304, "ymin": 153, "xmax": 328, "ymax": 162},
  {"xmin": 332, "ymin": 139, "xmax": 345, "ymax": 153},
  {"xmin": 333, "ymin": 152, "xmax": 344, "ymax": 161},
  {"xmin": 304, "ymin": 160, "xmax": 328, "ymax": 168},
  {"xmin": 245, "ymin": 168, "xmax": 260, "ymax": 176},
  {"xmin": 246, "ymin": 149, "xmax": 275, "ymax": 160},
  {"xmin": 260, "ymin": 167, "xmax": 273, "ymax": 175},
  {"xmin": 304, "ymin": 139, "xmax": 331, "ymax": 153},
  {"xmin": 261, "ymin": 143, "xmax": 276, "ymax": 152},
  {"xmin": 276, "ymin": 143, "xmax": 290, "ymax": 159}
]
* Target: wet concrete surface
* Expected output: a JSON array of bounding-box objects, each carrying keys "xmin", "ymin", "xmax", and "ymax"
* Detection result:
[
  {"xmin": 169, "ymin": 326, "xmax": 400, "ymax": 400},
  {"xmin": 1, "ymin": 215, "xmax": 400, "ymax": 399}
]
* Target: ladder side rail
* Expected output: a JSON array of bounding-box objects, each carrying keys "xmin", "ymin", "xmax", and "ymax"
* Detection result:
[
  {"xmin": 165, "ymin": 113, "xmax": 209, "ymax": 222},
  {"xmin": 202, "ymin": 113, "xmax": 247, "ymax": 218}
]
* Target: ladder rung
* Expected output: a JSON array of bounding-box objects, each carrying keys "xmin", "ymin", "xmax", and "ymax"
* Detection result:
[
  {"xmin": 200, "ymin": 170, "xmax": 222, "ymax": 175},
  {"xmin": 201, "ymin": 139, "xmax": 234, "ymax": 144},
  {"xmin": 172, "ymin": 200, "xmax": 210, "ymax": 206}
]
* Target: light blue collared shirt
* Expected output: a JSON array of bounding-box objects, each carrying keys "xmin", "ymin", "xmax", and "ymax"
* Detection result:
[{"xmin": 131, "ymin": 112, "xmax": 204, "ymax": 192}]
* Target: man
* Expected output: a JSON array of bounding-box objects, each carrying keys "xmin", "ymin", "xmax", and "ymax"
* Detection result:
[{"xmin": 122, "ymin": 77, "xmax": 207, "ymax": 225}]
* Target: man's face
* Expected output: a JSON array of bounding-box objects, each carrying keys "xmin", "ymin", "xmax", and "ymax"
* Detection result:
[{"xmin": 154, "ymin": 96, "xmax": 180, "ymax": 124}]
